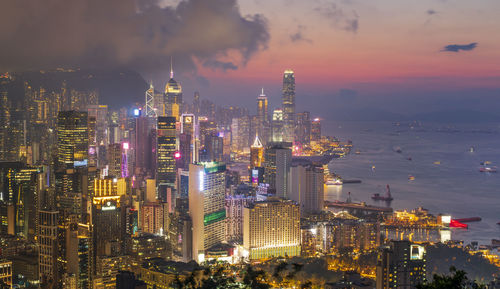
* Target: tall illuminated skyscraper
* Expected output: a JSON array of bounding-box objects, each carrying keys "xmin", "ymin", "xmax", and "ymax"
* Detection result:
[
  {"xmin": 188, "ymin": 162, "xmax": 226, "ymax": 263},
  {"xmin": 156, "ymin": 116, "xmax": 177, "ymax": 202},
  {"xmin": 250, "ymin": 135, "xmax": 263, "ymax": 168},
  {"xmin": 164, "ymin": 61, "xmax": 182, "ymax": 119},
  {"xmin": 256, "ymin": 88, "xmax": 269, "ymax": 144},
  {"xmin": 311, "ymin": 118, "xmax": 321, "ymax": 142},
  {"xmin": 57, "ymin": 111, "xmax": 89, "ymax": 167},
  {"xmin": 282, "ymin": 70, "xmax": 296, "ymax": 142},
  {"xmin": 271, "ymin": 109, "xmax": 284, "ymax": 143}
]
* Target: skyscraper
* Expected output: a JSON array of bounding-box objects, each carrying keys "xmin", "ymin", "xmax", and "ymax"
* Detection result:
[
  {"xmin": 164, "ymin": 61, "xmax": 182, "ymax": 120},
  {"xmin": 296, "ymin": 111, "xmax": 311, "ymax": 145},
  {"xmin": 282, "ymin": 70, "xmax": 296, "ymax": 142},
  {"xmin": 289, "ymin": 162, "xmax": 324, "ymax": 215},
  {"xmin": 57, "ymin": 111, "xmax": 89, "ymax": 167},
  {"xmin": 271, "ymin": 109, "xmax": 284, "ymax": 143},
  {"xmin": 188, "ymin": 162, "xmax": 226, "ymax": 263},
  {"xmin": 250, "ymin": 135, "xmax": 264, "ymax": 168},
  {"xmin": 243, "ymin": 198, "xmax": 300, "ymax": 260},
  {"xmin": 264, "ymin": 142, "xmax": 292, "ymax": 197},
  {"xmin": 156, "ymin": 116, "xmax": 177, "ymax": 203},
  {"xmin": 376, "ymin": 241, "xmax": 426, "ymax": 289},
  {"xmin": 256, "ymin": 88, "xmax": 269, "ymax": 144},
  {"xmin": 311, "ymin": 118, "xmax": 321, "ymax": 142}
]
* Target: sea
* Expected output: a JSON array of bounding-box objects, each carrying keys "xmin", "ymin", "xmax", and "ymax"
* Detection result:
[{"xmin": 323, "ymin": 120, "xmax": 500, "ymax": 246}]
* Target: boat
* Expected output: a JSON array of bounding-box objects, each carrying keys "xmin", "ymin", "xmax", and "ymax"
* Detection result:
[
  {"xmin": 372, "ymin": 184, "xmax": 393, "ymax": 201},
  {"xmin": 326, "ymin": 179, "xmax": 343, "ymax": 185},
  {"xmin": 355, "ymin": 150, "xmax": 361, "ymax": 155},
  {"xmin": 454, "ymin": 217, "xmax": 481, "ymax": 223},
  {"xmin": 408, "ymin": 175, "xmax": 415, "ymax": 181},
  {"xmin": 433, "ymin": 161, "xmax": 441, "ymax": 165},
  {"xmin": 479, "ymin": 166, "xmax": 497, "ymax": 173},
  {"xmin": 343, "ymin": 179, "xmax": 362, "ymax": 184},
  {"xmin": 469, "ymin": 146, "xmax": 475, "ymax": 153},
  {"xmin": 449, "ymin": 219, "xmax": 468, "ymax": 229},
  {"xmin": 393, "ymin": 146, "xmax": 402, "ymax": 153},
  {"xmin": 407, "ymin": 156, "xmax": 412, "ymax": 161}
]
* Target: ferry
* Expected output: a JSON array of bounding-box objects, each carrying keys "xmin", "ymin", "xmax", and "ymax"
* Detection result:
[
  {"xmin": 479, "ymin": 166, "xmax": 497, "ymax": 173},
  {"xmin": 408, "ymin": 175, "xmax": 415, "ymax": 181},
  {"xmin": 326, "ymin": 179, "xmax": 343, "ymax": 186},
  {"xmin": 372, "ymin": 184, "xmax": 393, "ymax": 201}
]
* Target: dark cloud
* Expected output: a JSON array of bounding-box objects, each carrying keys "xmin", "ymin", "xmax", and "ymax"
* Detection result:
[
  {"xmin": 202, "ymin": 60, "xmax": 238, "ymax": 71},
  {"xmin": 0, "ymin": 0, "xmax": 269, "ymax": 74},
  {"xmin": 314, "ymin": 3, "xmax": 359, "ymax": 33},
  {"xmin": 289, "ymin": 25, "xmax": 312, "ymax": 43},
  {"xmin": 427, "ymin": 9, "xmax": 438, "ymax": 15},
  {"xmin": 441, "ymin": 43, "xmax": 478, "ymax": 52}
]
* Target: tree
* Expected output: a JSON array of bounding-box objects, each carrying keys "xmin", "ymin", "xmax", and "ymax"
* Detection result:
[{"xmin": 417, "ymin": 267, "xmax": 486, "ymax": 289}]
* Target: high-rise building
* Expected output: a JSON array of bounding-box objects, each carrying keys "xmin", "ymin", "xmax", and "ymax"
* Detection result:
[
  {"xmin": 264, "ymin": 142, "xmax": 292, "ymax": 197},
  {"xmin": 140, "ymin": 202, "xmax": 169, "ymax": 236},
  {"xmin": 231, "ymin": 116, "xmax": 250, "ymax": 153},
  {"xmin": 376, "ymin": 241, "xmax": 426, "ymax": 289},
  {"xmin": 271, "ymin": 109, "xmax": 284, "ymax": 143},
  {"xmin": 282, "ymin": 70, "xmax": 296, "ymax": 142},
  {"xmin": 57, "ymin": 111, "xmax": 89, "ymax": 167},
  {"xmin": 243, "ymin": 198, "xmax": 300, "ymax": 260},
  {"xmin": 107, "ymin": 143, "xmax": 122, "ymax": 178},
  {"xmin": 225, "ymin": 194, "xmax": 255, "ymax": 243},
  {"xmin": 181, "ymin": 114, "xmax": 197, "ymax": 164},
  {"xmin": 250, "ymin": 135, "xmax": 264, "ymax": 168},
  {"xmin": 256, "ymin": 88, "xmax": 269, "ymax": 144},
  {"xmin": 134, "ymin": 116, "xmax": 155, "ymax": 178},
  {"xmin": 188, "ymin": 162, "xmax": 226, "ymax": 263},
  {"xmin": 296, "ymin": 111, "xmax": 311, "ymax": 145},
  {"xmin": 164, "ymin": 62, "xmax": 182, "ymax": 120},
  {"xmin": 156, "ymin": 116, "xmax": 177, "ymax": 202},
  {"xmin": 289, "ymin": 162, "xmax": 324, "ymax": 215},
  {"xmin": 311, "ymin": 118, "xmax": 321, "ymax": 142},
  {"xmin": 38, "ymin": 210, "xmax": 59, "ymax": 286}
]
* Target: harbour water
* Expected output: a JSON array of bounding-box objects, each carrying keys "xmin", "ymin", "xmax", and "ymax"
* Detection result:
[{"xmin": 323, "ymin": 121, "xmax": 500, "ymax": 245}]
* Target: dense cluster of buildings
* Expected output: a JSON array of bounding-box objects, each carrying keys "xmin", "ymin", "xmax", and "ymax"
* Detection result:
[{"xmin": 0, "ymin": 68, "xmax": 441, "ymax": 289}]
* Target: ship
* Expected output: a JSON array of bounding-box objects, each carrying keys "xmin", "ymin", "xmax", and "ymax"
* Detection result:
[
  {"xmin": 326, "ymin": 179, "xmax": 343, "ymax": 185},
  {"xmin": 479, "ymin": 166, "xmax": 497, "ymax": 173},
  {"xmin": 393, "ymin": 146, "xmax": 402, "ymax": 153},
  {"xmin": 408, "ymin": 175, "xmax": 415, "ymax": 181},
  {"xmin": 372, "ymin": 184, "xmax": 393, "ymax": 201}
]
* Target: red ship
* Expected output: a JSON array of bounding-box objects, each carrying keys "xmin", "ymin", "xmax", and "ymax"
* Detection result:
[{"xmin": 449, "ymin": 219, "xmax": 468, "ymax": 228}]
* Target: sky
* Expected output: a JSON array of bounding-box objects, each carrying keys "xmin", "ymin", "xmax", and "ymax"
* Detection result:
[{"xmin": 1, "ymin": 0, "xmax": 500, "ymax": 119}]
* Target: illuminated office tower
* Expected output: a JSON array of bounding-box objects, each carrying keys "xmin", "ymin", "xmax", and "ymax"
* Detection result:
[
  {"xmin": 181, "ymin": 114, "xmax": 198, "ymax": 164},
  {"xmin": 140, "ymin": 201, "xmax": 169, "ymax": 235},
  {"xmin": 91, "ymin": 179, "xmax": 123, "ymax": 257},
  {"xmin": 193, "ymin": 91, "xmax": 201, "ymax": 116},
  {"xmin": 188, "ymin": 162, "xmax": 226, "ymax": 263},
  {"xmin": 107, "ymin": 143, "xmax": 122, "ymax": 178},
  {"xmin": 0, "ymin": 162, "xmax": 39, "ymax": 239},
  {"xmin": 55, "ymin": 167, "xmax": 88, "ymax": 222},
  {"xmin": 65, "ymin": 223, "xmax": 91, "ymax": 289},
  {"xmin": 0, "ymin": 80, "xmax": 10, "ymax": 161},
  {"xmin": 164, "ymin": 62, "xmax": 182, "ymax": 119},
  {"xmin": 57, "ymin": 111, "xmax": 89, "ymax": 167},
  {"xmin": 200, "ymin": 133, "xmax": 223, "ymax": 163},
  {"xmin": 144, "ymin": 82, "xmax": 156, "ymax": 117},
  {"xmin": 250, "ymin": 135, "xmax": 263, "ymax": 168},
  {"xmin": 264, "ymin": 142, "xmax": 292, "ymax": 197},
  {"xmin": 271, "ymin": 109, "xmax": 284, "ymax": 142},
  {"xmin": 178, "ymin": 133, "xmax": 191, "ymax": 170},
  {"xmin": 156, "ymin": 116, "xmax": 177, "ymax": 202},
  {"xmin": 88, "ymin": 105, "xmax": 109, "ymax": 167},
  {"xmin": 282, "ymin": 70, "xmax": 296, "ymax": 142},
  {"xmin": 243, "ymin": 199, "xmax": 300, "ymax": 260},
  {"xmin": 231, "ymin": 116, "xmax": 250, "ymax": 153},
  {"xmin": 38, "ymin": 210, "xmax": 59, "ymax": 287},
  {"xmin": 198, "ymin": 117, "xmax": 217, "ymax": 145},
  {"xmin": 289, "ymin": 162, "xmax": 324, "ymax": 215},
  {"xmin": 256, "ymin": 88, "xmax": 269, "ymax": 144},
  {"xmin": 296, "ymin": 111, "xmax": 311, "ymax": 145},
  {"xmin": 376, "ymin": 240, "xmax": 426, "ymax": 289},
  {"xmin": 311, "ymin": 118, "xmax": 321, "ymax": 142}
]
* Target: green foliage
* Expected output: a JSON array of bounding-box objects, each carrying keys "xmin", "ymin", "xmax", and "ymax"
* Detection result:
[{"xmin": 417, "ymin": 267, "xmax": 486, "ymax": 289}]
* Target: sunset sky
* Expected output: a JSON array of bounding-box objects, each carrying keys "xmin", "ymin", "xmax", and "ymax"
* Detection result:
[{"xmin": 1, "ymin": 0, "xmax": 499, "ymax": 118}]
